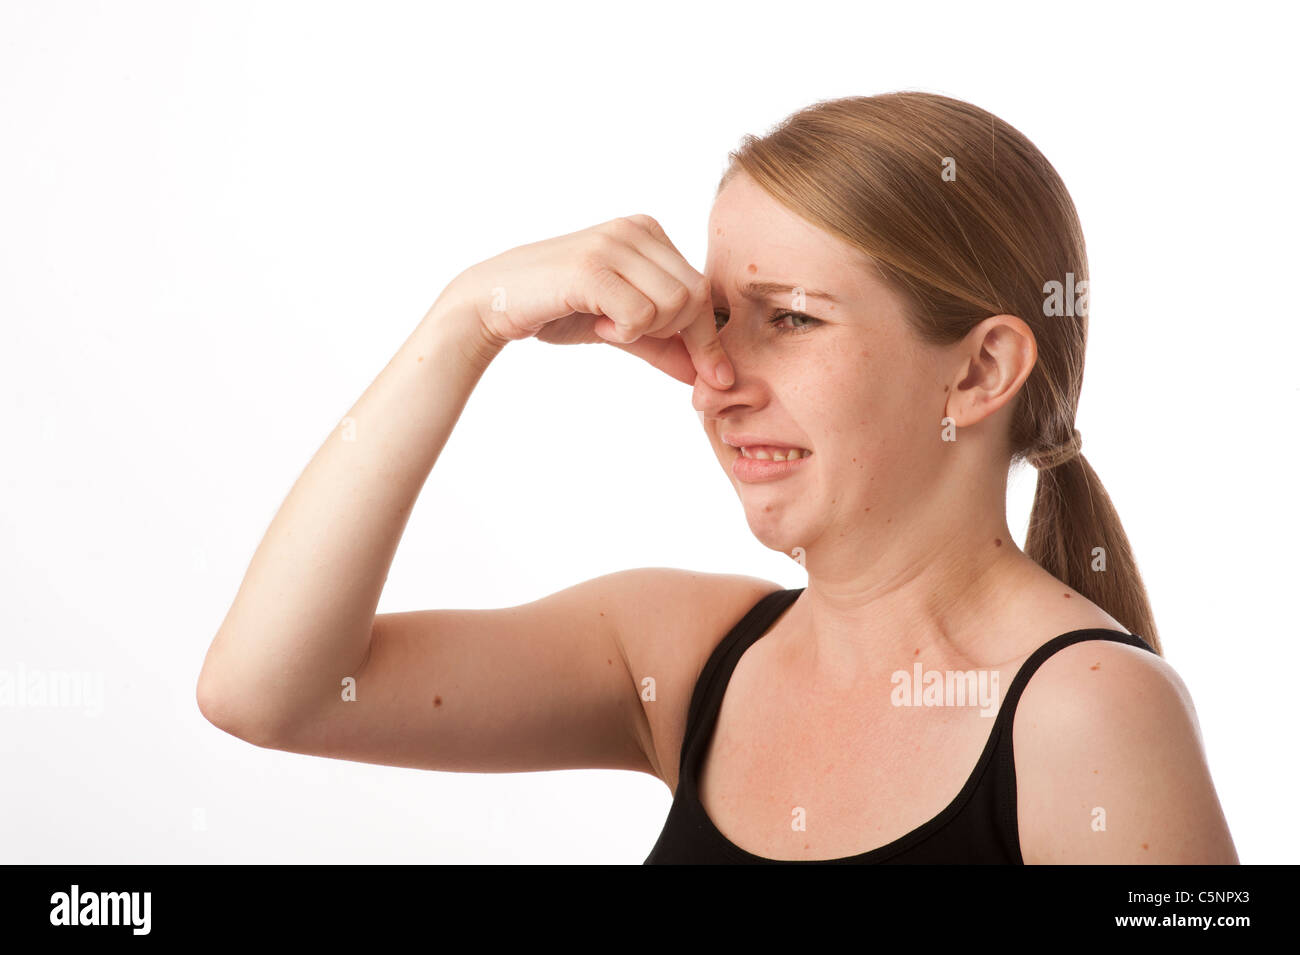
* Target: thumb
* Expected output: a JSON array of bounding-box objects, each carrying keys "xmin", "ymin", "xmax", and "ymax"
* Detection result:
[
  {"xmin": 610, "ymin": 333, "xmax": 698, "ymax": 386},
  {"xmin": 676, "ymin": 308, "xmax": 735, "ymax": 389}
]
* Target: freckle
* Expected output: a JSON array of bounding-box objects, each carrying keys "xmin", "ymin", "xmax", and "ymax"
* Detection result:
[
  {"xmin": 1093, "ymin": 769, "xmax": 1099, "ymax": 774},
  {"xmin": 599, "ymin": 611, "xmax": 605, "ymax": 617},
  {"xmin": 994, "ymin": 538, "xmax": 1002, "ymax": 547},
  {"xmin": 804, "ymin": 843, "xmax": 810, "ymax": 849},
  {"xmin": 417, "ymin": 355, "xmax": 424, "ymax": 362},
  {"xmin": 747, "ymin": 263, "xmax": 757, "ymax": 273},
  {"xmin": 715, "ymin": 227, "xmax": 723, "ymax": 235},
  {"xmin": 607, "ymin": 658, "xmax": 612, "ymax": 665},
  {"xmin": 1090, "ymin": 663, "xmax": 1101, "ymax": 670},
  {"xmin": 886, "ymin": 518, "xmax": 891, "ymax": 524},
  {"xmin": 913, "ymin": 648, "xmax": 920, "ymax": 656},
  {"xmin": 1063, "ymin": 592, "xmax": 1072, "ymax": 598},
  {"xmin": 943, "ymin": 385, "xmax": 949, "ymax": 392},
  {"xmin": 1141, "ymin": 843, "xmax": 1149, "ymax": 850},
  {"xmin": 433, "ymin": 695, "xmax": 442, "ymax": 707}
]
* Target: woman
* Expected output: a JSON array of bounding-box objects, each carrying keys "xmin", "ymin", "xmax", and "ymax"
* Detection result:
[{"xmin": 196, "ymin": 92, "xmax": 1238, "ymax": 864}]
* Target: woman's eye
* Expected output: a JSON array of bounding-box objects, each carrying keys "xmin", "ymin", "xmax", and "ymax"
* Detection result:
[
  {"xmin": 713, "ymin": 309, "xmax": 822, "ymax": 334},
  {"xmin": 771, "ymin": 310, "xmax": 821, "ymax": 333}
]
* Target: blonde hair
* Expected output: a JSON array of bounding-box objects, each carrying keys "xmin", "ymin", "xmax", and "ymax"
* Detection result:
[{"xmin": 720, "ymin": 91, "xmax": 1160, "ymax": 654}]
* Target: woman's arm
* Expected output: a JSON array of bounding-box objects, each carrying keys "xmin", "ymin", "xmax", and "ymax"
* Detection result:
[
  {"xmin": 1013, "ymin": 641, "xmax": 1239, "ymax": 863},
  {"xmin": 196, "ymin": 215, "xmax": 726, "ymax": 769},
  {"xmin": 195, "ymin": 289, "xmax": 507, "ymax": 740}
]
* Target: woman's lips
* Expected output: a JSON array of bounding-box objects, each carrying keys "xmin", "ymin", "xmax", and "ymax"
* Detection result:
[{"xmin": 731, "ymin": 446, "xmax": 813, "ymax": 483}]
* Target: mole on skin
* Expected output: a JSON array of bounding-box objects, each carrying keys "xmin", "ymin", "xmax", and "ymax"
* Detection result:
[{"xmin": 433, "ymin": 695, "xmax": 442, "ymax": 707}]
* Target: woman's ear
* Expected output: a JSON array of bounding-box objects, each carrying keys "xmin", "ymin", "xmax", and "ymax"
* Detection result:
[{"xmin": 944, "ymin": 314, "xmax": 1037, "ymax": 428}]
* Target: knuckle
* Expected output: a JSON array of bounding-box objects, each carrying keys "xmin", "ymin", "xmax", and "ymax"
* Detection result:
[
  {"xmin": 579, "ymin": 233, "xmax": 618, "ymax": 270},
  {"xmin": 626, "ymin": 213, "xmax": 661, "ymax": 233},
  {"xmin": 666, "ymin": 283, "xmax": 692, "ymax": 311},
  {"xmin": 589, "ymin": 264, "xmax": 623, "ymax": 295},
  {"xmin": 632, "ymin": 297, "xmax": 658, "ymax": 325},
  {"xmin": 605, "ymin": 216, "xmax": 639, "ymax": 241},
  {"xmin": 690, "ymin": 274, "xmax": 711, "ymax": 303},
  {"xmin": 689, "ymin": 324, "xmax": 721, "ymax": 350}
]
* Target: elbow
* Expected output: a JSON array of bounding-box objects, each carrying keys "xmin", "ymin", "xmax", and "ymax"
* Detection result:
[
  {"xmin": 195, "ymin": 671, "xmax": 279, "ymax": 747},
  {"xmin": 195, "ymin": 674, "xmax": 244, "ymax": 738}
]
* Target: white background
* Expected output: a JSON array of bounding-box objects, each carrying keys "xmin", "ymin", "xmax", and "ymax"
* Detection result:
[{"xmin": 2, "ymin": 0, "xmax": 1295, "ymax": 864}]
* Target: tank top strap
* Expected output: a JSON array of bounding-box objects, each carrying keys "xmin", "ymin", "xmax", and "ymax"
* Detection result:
[
  {"xmin": 982, "ymin": 626, "xmax": 1158, "ymax": 859},
  {"xmin": 994, "ymin": 627, "xmax": 1158, "ymax": 730},
  {"xmin": 677, "ymin": 587, "xmax": 804, "ymax": 779}
]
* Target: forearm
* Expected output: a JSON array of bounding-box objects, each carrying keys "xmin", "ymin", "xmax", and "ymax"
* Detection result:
[{"xmin": 197, "ymin": 291, "xmax": 505, "ymax": 737}]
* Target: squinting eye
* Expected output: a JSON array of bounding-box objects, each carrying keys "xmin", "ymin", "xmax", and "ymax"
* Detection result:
[
  {"xmin": 712, "ymin": 308, "xmax": 823, "ymax": 334},
  {"xmin": 771, "ymin": 310, "xmax": 821, "ymax": 333}
]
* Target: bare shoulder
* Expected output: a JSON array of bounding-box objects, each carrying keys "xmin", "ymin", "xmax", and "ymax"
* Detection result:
[
  {"xmin": 1012, "ymin": 637, "xmax": 1238, "ymax": 863},
  {"xmin": 608, "ymin": 567, "xmax": 786, "ymax": 650},
  {"xmin": 607, "ymin": 567, "xmax": 787, "ymax": 790},
  {"xmin": 1014, "ymin": 638, "xmax": 1191, "ymax": 750}
]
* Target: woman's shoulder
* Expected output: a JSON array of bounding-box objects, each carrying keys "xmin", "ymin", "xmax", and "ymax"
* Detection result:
[
  {"xmin": 1013, "ymin": 630, "xmax": 1183, "ymax": 731},
  {"xmin": 608, "ymin": 566, "xmax": 787, "ymax": 661},
  {"xmin": 1002, "ymin": 579, "xmax": 1183, "ymax": 780},
  {"xmin": 1002, "ymin": 575, "xmax": 1172, "ymax": 715},
  {"xmin": 1007, "ymin": 617, "xmax": 1231, "ymax": 861},
  {"xmin": 605, "ymin": 567, "xmax": 786, "ymax": 789}
]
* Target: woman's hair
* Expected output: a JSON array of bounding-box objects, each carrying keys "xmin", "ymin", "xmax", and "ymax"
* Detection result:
[{"xmin": 719, "ymin": 91, "xmax": 1161, "ymax": 654}]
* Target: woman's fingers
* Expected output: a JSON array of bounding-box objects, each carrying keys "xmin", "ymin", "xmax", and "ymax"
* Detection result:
[
  {"xmin": 463, "ymin": 213, "xmax": 736, "ymax": 389},
  {"xmin": 595, "ymin": 216, "xmax": 735, "ymax": 389},
  {"xmin": 675, "ymin": 309, "xmax": 734, "ymax": 388},
  {"xmin": 583, "ymin": 232, "xmax": 694, "ymax": 342},
  {"xmin": 608, "ymin": 333, "xmax": 698, "ymax": 386}
]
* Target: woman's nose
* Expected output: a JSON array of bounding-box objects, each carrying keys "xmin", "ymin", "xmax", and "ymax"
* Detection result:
[{"xmin": 692, "ymin": 351, "xmax": 754, "ymax": 417}]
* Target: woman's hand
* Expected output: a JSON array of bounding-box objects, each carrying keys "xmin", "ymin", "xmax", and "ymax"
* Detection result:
[{"xmin": 442, "ymin": 215, "xmax": 734, "ymax": 388}]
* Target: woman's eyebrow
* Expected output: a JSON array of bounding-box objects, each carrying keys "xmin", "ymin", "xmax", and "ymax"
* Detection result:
[{"xmin": 737, "ymin": 280, "xmax": 842, "ymax": 304}]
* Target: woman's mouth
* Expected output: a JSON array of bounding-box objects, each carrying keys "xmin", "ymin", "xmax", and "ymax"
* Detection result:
[
  {"xmin": 730, "ymin": 444, "xmax": 813, "ymax": 483},
  {"xmin": 738, "ymin": 445, "xmax": 812, "ymax": 461}
]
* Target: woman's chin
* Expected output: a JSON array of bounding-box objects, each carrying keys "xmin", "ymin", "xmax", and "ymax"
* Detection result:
[{"xmin": 743, "ymin": 518, "xmax": 806, "ymax": 556}]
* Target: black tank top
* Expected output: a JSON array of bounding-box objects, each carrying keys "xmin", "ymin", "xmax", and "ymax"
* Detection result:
[{"xmin": 643, "ymin": 587, "xmax": 1157, "ymax": 864}]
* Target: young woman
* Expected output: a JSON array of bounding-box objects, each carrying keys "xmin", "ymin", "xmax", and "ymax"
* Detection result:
[{"xmin": 196, "ymin": 92, "xmax": 1238, "ymax": 864}]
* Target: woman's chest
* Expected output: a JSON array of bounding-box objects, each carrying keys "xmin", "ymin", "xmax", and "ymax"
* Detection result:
[{"xmin": 694, "ymin": 654, "xmax": 1011, "ymax": 861}]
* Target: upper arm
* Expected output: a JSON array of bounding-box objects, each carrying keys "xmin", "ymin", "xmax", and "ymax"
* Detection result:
[
  {"xmin": 1013, "ymin": 641, "xmax": 1239, "ymax": 864},
  {"xmin": 612, "ymin": 570, "xmax": 788, "ymax": 791},
  {"xmin": 240, "ymin": 569, "xmax": 661, "ymax": 775}
]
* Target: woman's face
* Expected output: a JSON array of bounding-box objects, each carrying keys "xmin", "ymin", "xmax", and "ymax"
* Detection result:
[{"xmin": 694, "ymin": 171, "xmax": 951, "ymax": 556}]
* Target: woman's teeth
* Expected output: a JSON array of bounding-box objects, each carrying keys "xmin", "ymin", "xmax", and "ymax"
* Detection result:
[{"xmin": 741, "ymin": 446, "xmax": 812, "ymax": 461}]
